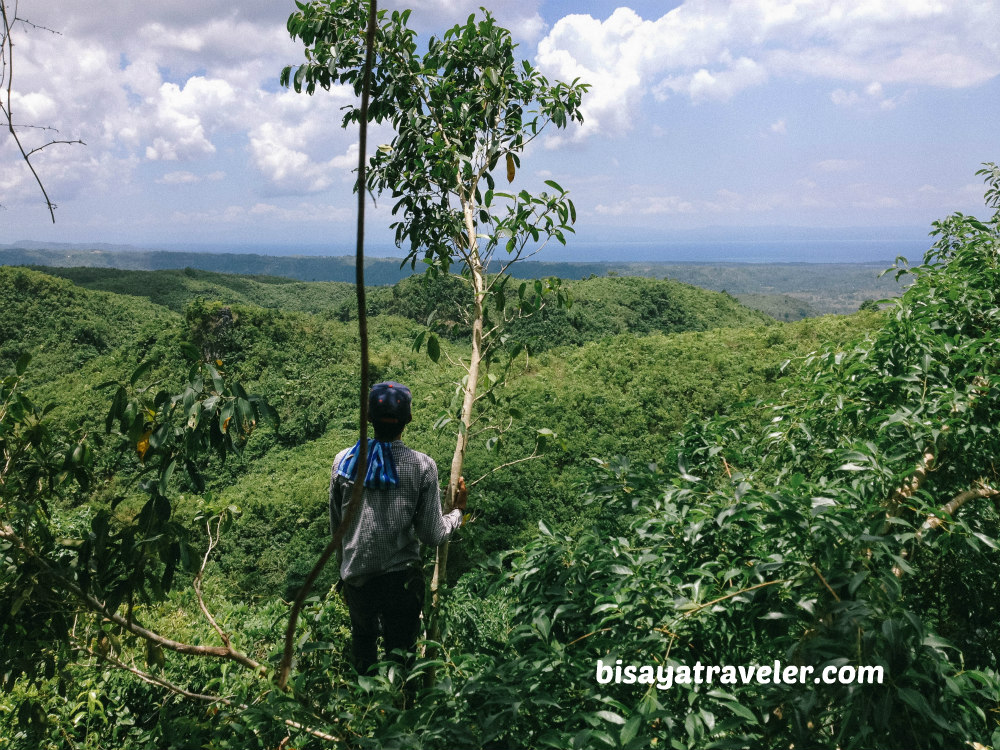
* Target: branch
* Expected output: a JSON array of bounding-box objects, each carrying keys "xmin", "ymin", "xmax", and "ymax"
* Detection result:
[
  {"xmin": 810, "ymin": 563, "xmax": 841, "ymax": 602},
  {"xmin": 468, "ymin": 415, "xmax": 514, "ymax": 440},
  {"xmin": 76, "ymin": 642, "xmax": 344, "ymax": 743},
  {"xmin": 494, "ymin": 238, "xmax": 550, "ymax": 279},
  {"xmin": 79, "ymin": 641, "xmax": 229, "ymax": 705},
  {"xmin": 566, "ymin": 627, "xmax": 614, "ymax": 647},
  {"xmin": 0, "ymin": 523, "xmax": 264, "ymax": 672},
  {"xmin": 24, "ymin": 137, "xmax": 84, "ymax": 158},
  {"xmin": 678, "ymin": 579, "xmax": 788, "ymax": 619},
  {"xmin": 469, "ymin": 450, "xmax": 543, "ymax": 487},
  {"xmin": 918, "ymin": 483, "xmax": 999, "ymax": 537},
  {"xmin": 887, "ymin": 452, "xmax": 935, "ymax": 512},
  {"xmin": 481, "ymin": 319, "xmax": 505, "ymax": 342},
  {"xmin": 881, "ymin": 451, "xmax": 935, "ymax": 534},
  {"xmin": 193, "ymin": 514, "xmax": 231, "ymax": 649},
  {"xmin": 6, "ymin": 11, "xmax": 61, "ymax": 36},
  {"xmin": 443, "ymin": 348, "xmax": 469, "ymax": 373},
  {"xmin": 1, "ymin": 1, "xmax": 82, "ymax": 222},
  {"xmin": 84, "ymin": 583, "xmax": 263, "ymax": 671}
]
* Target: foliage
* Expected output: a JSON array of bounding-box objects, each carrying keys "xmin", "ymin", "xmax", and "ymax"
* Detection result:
[
  {"xmin": 297, "ymin": 163, "xmax": 1000, "ymax": 749},
  {"xmin": 1, "ymin": 348, "xmax": 275, "ymax": 697},
  {"xmin": 3, "ymin": 165, "xmax": 998, "ymax": 748},
  {"xmin": 43, "ymin": 266, "xmax": 362, "ymax": 316},
  {"xmin": 0, "ymin": 261, "xmax": 879, "ymax": 599},
  {"xmin": 0, "ymin": 355, "xmax": 92, "ymax": 690}
]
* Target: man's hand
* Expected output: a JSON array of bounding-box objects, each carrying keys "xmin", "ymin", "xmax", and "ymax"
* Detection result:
[{"xmin": 453, "ymin": 476, "xmax": 468, "ymax": 512}]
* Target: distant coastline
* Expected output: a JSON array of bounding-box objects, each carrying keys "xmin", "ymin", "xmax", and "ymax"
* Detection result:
[{"xmin": 1, "ymin": 236, "xmax": 926, "ymax": 267}]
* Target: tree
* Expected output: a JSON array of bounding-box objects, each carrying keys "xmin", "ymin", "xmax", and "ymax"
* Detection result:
[
  {"xmin": 1, "ymin": 0, "xmax": 83, "ymax": 221},
  {"xmin": 282, "ymin": 0, "xmax": 587, "ymax": 621}
]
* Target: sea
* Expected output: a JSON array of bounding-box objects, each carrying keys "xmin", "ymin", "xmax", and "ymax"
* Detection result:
[{"xmin": 143, "ymin": 238, "xmax": 931, "ymax": 266}]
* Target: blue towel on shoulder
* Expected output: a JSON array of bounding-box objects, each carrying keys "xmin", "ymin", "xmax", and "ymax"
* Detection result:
[{"xmin": 337, "ymin": 438, "xmax": 399, "ymax": 488}]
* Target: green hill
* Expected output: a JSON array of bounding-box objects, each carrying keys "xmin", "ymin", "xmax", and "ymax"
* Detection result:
[
  {"xmin": 735, "ymin": 292, "xmax": 820, "ymax": 320},
  {"xmin": 2, "ymin": 245, "xmax": 909, "ymax": 315},
  {"xmin": 0, "ymin": 264, "xmax": 878, "ymax": 597},
  {"xmin": 28, "ymin": 265, "xmax": 774, "ymax": 346},
  {"xmin": 33, "ymin": 265, "xmax": 360, "ymax": 316}
]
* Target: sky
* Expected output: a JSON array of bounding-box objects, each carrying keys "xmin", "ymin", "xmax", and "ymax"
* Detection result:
[{"xmin": 1, "ymin": 0, "xmax": 998, "ymax": 261}]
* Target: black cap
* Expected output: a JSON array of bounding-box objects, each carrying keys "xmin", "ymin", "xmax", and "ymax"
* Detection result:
[{"xmin": 368, "ymin": 381, "xmax": 412, "ymax": 425}]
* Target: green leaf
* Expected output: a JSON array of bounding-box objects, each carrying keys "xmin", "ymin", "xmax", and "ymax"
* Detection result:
[
  {"xmin": 595, "ymin": 710, "xmax": 625, "ymax": 726},
  {"xmin": 129, "ymin": 359, "xmax": 154, "ymax": 386},
  {"xmin": 427, "ymin": 334, "xmax": 440, "ymax": 363},
  {"xmin": 811, "ymin": 496, "xmax": 836, "ymax": 514},
  {"xmin": 620, "ymin": 714, "xmax": 642, "ymax": 746},
  {"xmin": 158, "ymin": 459, "xmax": 176, "ymax": 496},
  {"xmin": 972, "ymin": 532, "xmax": 999, "ymax": 550},
  {"xmin": 15, "ymin": 353, "xmax": 31, "ymax": 376},
  {"xmin": 721, "ymin": 701, "xmax": 757, "ymax": 723}
]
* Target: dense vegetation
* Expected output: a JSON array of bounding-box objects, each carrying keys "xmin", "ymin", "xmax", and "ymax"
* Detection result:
[
  {"xmin": 1, "ymin": 134, "xmax": 997, "ymax": 750},
  {"xmin": 0, "ymin": 265, "xmax": 825, "ymax": 589},
  {"xmin": 0, "ymin": 254, "xmax": 885, "ymax": 740}
]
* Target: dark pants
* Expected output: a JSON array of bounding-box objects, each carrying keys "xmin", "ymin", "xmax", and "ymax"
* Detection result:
[{"xmin": 343, "ymin": 567, "xmax": 425, "ymax": 676}]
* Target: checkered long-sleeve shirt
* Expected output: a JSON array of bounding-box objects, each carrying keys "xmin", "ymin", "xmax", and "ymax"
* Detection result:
[{"xmin": 329, "ymin": 439, "xmax": 462, "ymax": 585}]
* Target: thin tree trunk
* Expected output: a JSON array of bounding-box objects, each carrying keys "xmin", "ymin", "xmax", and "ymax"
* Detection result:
[
  {"xmin": 428, "ymin": 201, "xmax": 485, "ymax": 640},
  {"xmin": 276, "ymin": 0, "xmax": 377, "ymax": 691}
]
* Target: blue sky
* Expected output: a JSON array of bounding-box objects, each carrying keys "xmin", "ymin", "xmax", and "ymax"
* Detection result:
[{"xmin": 2, "ymin": 0, "xmax": 998, "ymax": 261}]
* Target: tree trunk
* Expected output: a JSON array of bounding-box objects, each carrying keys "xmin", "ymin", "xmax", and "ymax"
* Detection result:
[{"xmin": 428, "ymin": 200, "xmax": 484, "ymax": 640}]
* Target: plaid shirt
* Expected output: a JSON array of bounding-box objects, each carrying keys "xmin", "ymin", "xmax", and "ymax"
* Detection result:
[{"xmin": 329, "ymin": 439, "xmax": 462, "ymax": 585}]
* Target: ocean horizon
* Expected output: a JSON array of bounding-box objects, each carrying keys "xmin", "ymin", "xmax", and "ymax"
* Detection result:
[{"xmin": 3, "ymin": 237, "xmax": 931, "ymax": 266}]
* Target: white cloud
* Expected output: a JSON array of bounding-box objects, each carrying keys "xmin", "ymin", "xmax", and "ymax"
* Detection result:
[
  {"xmin": 158, "ymin": 171, "xmax": 200, "ymax": 185},
  {"xmin": 5, "ymin": 4, "xmax": 368, "ymax": 198},
  {"xmin": 831, "ymin": 81, "xmax": 905, "ymax": 110},
  {"xmin": 830, "ymin": 88, "xmax": 861, "ymax": 107},
  {"xmin": 770, "ymin": 118, "xmax": 787, "ymax": 134},
  {"xmin": 247, "ymin": 88, "xmax": 365, "ymax": 194},
  {"xmin": 536, "ymin": 0, "xmax": 1000, "ymax": 139},
  {"xmin": 592, "ymin": 182, "xmax": 894, "ymax": 217},
  {"xmin": 536, "ymin": 8, "xmax": 649, "ymax": 141},
  {"xmin": 596, "ymin": 194, "xmax": 696, "ymax": 216},
  {"xmin": 595, "ymin": 188, "xmax": 792, "ymax": 216},
  {"xmin": 143, "ymin": 77, "xmax": 238, "ymax": 161},
  {"xmin": 656, "ymin": 57, "xmax": 768, "ymax": 103},
  {"xmin": 853, "ymin": 195, "xmax": 904, "ymax": 209}
]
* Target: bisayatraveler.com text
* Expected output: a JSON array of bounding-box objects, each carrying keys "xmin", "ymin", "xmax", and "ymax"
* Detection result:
[{"xmin": 596, "ymin": 659, "xmax": 884, "ymax": 690}]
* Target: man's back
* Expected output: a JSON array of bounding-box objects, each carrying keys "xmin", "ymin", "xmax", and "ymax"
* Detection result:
[{"xmin": 329, "ymin": 439, "xmax": 460, "ymax": 585}]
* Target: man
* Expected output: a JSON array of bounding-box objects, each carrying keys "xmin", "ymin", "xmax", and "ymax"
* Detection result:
[{"xmin": 329, "ymin": 381, "xmax": 467, "ymax": 675}]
